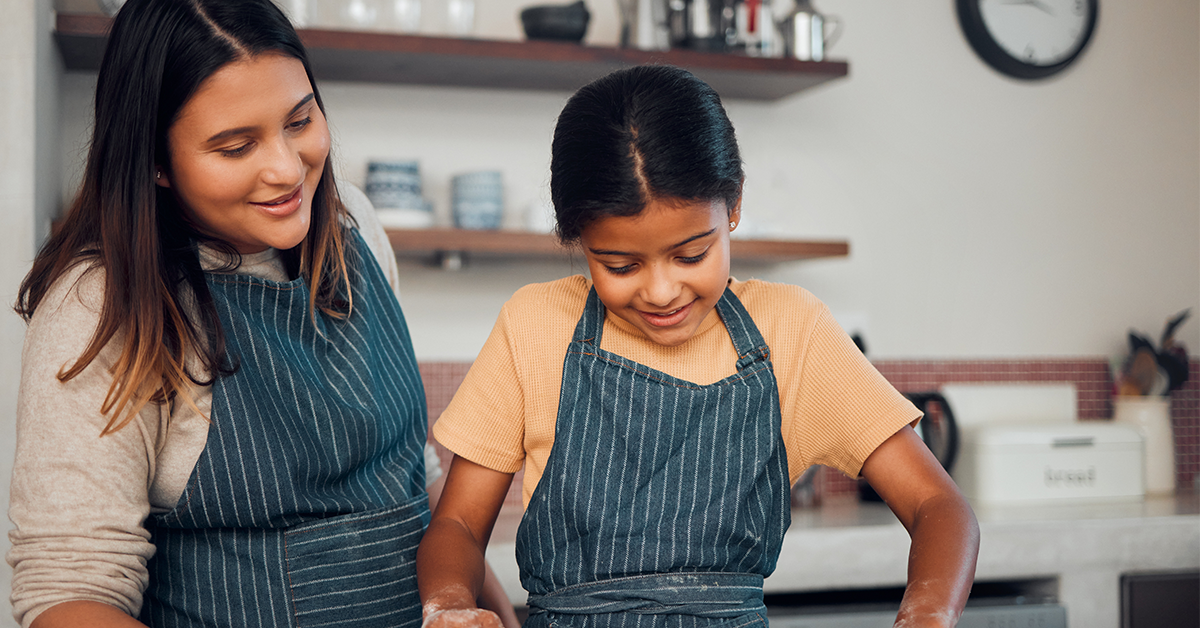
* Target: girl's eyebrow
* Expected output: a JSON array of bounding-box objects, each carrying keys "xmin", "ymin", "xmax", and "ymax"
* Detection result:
[
  {"xmin": 204, "ymin": 93, "xmax": 315, "ymax": 143},
  {"xmin": 588, "ymin": 228, "xmax": 717, "ymax": 256}
]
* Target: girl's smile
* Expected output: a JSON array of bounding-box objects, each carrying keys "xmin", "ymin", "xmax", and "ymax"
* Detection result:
[{"xmin": 580, "ymin": 197, "xmax": 740, "ymax": 347}]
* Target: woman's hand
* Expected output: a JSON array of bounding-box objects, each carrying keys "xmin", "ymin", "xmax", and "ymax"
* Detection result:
[{"xmin": 859, "ymin": 426, "xmax": 980, "ymax": 628}]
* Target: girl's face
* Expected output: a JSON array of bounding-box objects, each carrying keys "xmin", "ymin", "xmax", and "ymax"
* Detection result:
[
  {"xmin": 158, "ymin": 53, "xmax": 330, "ymax": 254},
  {"xmin": 581, "ymin": 197, "xmax": 740, "ymax": 347}
]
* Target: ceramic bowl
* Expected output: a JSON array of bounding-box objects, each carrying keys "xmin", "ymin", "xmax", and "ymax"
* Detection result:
[{"xmin": 520, "ymin": 1, "xmax": 590, "ymax": 43}]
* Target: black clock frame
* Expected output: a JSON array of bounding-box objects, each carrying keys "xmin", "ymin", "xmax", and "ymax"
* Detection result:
[{"xmin": 956, "ymin": 0, "xmax": 1098, "ymax": 80}]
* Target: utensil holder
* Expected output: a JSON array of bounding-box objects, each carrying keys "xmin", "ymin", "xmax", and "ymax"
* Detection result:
[{"xmin": 1113, "ymin": 396, "xmax": 1176, "ymax": 495}]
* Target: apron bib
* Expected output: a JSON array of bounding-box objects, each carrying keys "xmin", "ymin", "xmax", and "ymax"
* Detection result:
[
  {"xmin": 141, "ymin": 230, "xmax": 430, "ymax": 628},
  {"xmin": 515, "ymin": 287, "xmax": 791, "ymax": 628}
]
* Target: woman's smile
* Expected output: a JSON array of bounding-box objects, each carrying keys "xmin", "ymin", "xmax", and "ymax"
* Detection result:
[{"xmin": 252, "ymin": 187, "xmax": 303, "ymax": 217}]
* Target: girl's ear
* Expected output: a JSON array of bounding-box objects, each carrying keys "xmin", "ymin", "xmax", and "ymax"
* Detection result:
[
  {"xmin": 155, "ymin": 168, "xmax": 171, "ymax": 189},
  {"xmin": 728, "ymin": 195, "xmax": 743, "ymax": 232}
]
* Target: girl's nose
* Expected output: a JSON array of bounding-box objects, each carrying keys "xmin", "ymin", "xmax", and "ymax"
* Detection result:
[
  {"xmin": 640, "ymin": 264, "xmax": 681, "ymax": 308},
  {"xmin": 261, "ymin": 137, "xmax": 304, "ymax": 187}
]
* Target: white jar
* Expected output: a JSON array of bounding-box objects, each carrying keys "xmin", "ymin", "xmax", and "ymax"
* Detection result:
[{"xmin": 1113, "ymin": 396, "xmax": 1176, "ymax": 495}]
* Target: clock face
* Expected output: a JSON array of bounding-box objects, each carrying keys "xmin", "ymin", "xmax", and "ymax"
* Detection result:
[{"xmin": 958, "ymin": 0, "xmax": 1098, "ymax": 79}]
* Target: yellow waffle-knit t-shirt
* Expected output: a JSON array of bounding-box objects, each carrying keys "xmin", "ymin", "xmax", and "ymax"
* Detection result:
[{"xmin": 432, "ymin": 276, "xmax": 921, "ymax": 508}]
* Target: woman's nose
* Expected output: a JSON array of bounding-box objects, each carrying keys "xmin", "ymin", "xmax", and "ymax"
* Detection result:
[{"xmin": 261, "ymin": 137, "xmax": 304, "ymax": 187}]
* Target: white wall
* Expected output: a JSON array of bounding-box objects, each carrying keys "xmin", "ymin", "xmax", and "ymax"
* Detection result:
[
  {"xmin": 8, "ymin": 0, "xmax": 1200, "ymax": 623},
  {"xmin": 3, "ymin": 0, "xmax": 55, "ymax": 624},
  {"xmin": 53, "ymin": 1, "xmax": 1200, "ymax": 365}
]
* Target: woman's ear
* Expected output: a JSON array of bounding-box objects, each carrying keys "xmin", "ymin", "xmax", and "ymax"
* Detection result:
[{"xmin": 155, "ymin": 168, "xmax": 171, "ymax": 188}]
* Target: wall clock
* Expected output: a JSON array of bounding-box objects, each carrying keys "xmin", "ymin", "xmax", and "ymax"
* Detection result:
[{"xmin": 957, "ymin": 0, "xmax": 1098, "ymax": 80}]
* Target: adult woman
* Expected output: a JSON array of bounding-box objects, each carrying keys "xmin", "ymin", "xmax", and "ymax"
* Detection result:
[{"xmin": 8, "ymin": 1, "xmax": 514, "ymax": 626}]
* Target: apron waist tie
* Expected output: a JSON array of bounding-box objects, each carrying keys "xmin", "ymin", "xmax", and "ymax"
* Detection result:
[{"xmin": 527, "ymin": 572, "xmax": 765, "ymax": 617}]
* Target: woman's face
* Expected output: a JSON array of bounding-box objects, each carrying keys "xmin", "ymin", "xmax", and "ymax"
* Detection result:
[
  {"xmin": 159, "ymin": 53, "xmax": 330, "ymax": 254},
  {"xmin": 581, "ymin": 197, "xmax": 740, "ymax": 347}
]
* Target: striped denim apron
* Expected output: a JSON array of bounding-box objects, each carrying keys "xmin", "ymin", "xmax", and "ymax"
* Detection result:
[
  {"xmin": 515, "ymin": 287, "xmax": 791, "ymax": 628},
  {"xmin": 140, "ymin": 230, "xmax": 430, "ymax": 628}
]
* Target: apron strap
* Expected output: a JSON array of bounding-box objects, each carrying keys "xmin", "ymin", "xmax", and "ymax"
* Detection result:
[{"xmin": 527, "ymin": 572, "xmax": 765, "ymax": 618}]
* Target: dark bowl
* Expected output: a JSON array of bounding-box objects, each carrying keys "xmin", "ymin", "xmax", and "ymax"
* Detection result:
[{"xmin": 520, "ymin": 1, "xmax": 591, "ymax": 43}]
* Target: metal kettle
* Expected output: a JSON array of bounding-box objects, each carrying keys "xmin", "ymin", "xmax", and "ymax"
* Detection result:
[
  {"xmin": 777, "ymin": 0, "xmax": 841, "ymax": 61},
  {"xmin": 859, "ymin": 391, "xmax": 959, "ymax": 502}
]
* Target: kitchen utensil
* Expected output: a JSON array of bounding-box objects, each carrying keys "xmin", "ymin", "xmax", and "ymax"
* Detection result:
[
  {"xmin": 618, "ymin": 0, "xmax": 670, "ymax": 50},
  {"xmin": 777, "ymin": 0, "xmax": 840, "ymax": 61},
  {"xmin": 388, "ymin": 0, "xmax": 422, "ymax": 32},
  {"xmin": 667, "ymin": 0, "xmax": 735, "ymax": 52},
  {"xmin": 520, "ymin": 1, "xmax": 591, "ymax": 42},
  {"xmin": 446, "ymin": 0, "xmax": 475, "ymax": 35}
]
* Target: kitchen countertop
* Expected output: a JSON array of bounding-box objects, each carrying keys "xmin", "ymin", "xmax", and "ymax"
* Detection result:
[{"xmin": 483, "ymin": 492, "xmax": 1200, "ymax": 628}]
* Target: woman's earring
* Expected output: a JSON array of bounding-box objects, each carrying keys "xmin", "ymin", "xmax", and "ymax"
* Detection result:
[
  {"xmin": 156, "ymin": 171, "xmax": 162, "ymax": 180},
  {"xmin": 729, "ymin": 221, "xmax": 737, "ymax": 230}
]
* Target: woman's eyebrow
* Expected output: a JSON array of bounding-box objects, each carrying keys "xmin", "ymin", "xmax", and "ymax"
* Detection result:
[{"xmin": 204, "ymin": 93, "xmax": 315, "ymax": 143}]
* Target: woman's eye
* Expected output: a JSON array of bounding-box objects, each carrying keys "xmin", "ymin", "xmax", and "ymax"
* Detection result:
[
  {"xmin": 219, "ymin": 143, "xmax": 252, "ymax": 157},
  {"xmin": 679, "ymin": 251, "xmax": 709, "ymax": 265},
  {"xmin": 605, "ymin": 264, "xmax": 635, "ymax": 275},
  {"xmin": 288, "ymin": 116, "xmax": 313, "ymax": 131}
]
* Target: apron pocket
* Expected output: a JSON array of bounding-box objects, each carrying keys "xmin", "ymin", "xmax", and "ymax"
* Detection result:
[{"xmin": 284, "ymin": 495, "xmax": 430, "ymax": 628}]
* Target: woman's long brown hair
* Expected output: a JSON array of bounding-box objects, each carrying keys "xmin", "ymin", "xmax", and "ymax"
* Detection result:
[{"xmin": 15, "ymin": 0, "xmax": 352, "ymax": 435}]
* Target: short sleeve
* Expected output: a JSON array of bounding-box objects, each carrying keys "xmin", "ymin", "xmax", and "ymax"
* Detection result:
[{"xmin": 785, "ymin": 305, "xmax": 921, "ymax": 480}]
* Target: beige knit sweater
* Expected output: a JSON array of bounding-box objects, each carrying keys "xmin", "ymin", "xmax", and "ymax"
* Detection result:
[{"xmin": 7, "ymin": 184, "xmax": 441, "ymax": 627}]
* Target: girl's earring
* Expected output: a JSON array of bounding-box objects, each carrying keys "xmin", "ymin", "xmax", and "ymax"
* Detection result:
[{"xmin": 729, "ymin": 221, "xmax": 737, "ymax": 230}]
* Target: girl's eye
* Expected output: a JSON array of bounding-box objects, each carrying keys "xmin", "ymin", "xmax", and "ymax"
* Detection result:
[
  {"xmin": 220, "ymin": 143, "xmax": 252, "ymax": 158},
  {"xmin": 679, "ymin": 250, "xmax": 709, "ymax": 265},
  {"xmin": 604, "ymin": 264, "xmax": 636, "ymax": 275}
]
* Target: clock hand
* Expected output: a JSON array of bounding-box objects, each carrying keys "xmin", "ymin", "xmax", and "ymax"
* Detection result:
[
  {"xmin": 1001, "ymin": 0, "xmax": 1056, "ymax": 15},
  {"xmin": 1027, "ymin": 0, "xmax": 1055, "ymax": 15}
]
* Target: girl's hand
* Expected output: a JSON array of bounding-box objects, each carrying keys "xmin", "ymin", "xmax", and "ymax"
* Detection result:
[
  {"xmin": 860, "ymin": 426, "xmax": 979, "ymax": 628},
  {"xmin": 423, "ymin": 607, "xmax": 505, "ymax": 628}
]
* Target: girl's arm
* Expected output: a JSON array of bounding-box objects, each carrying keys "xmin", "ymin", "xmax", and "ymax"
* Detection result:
[
  {"xmin": 418, "ymin": 455, "xmax": 515, "ymax": 628},
  {"xmin": 424, "ymin": 463, "xmax": 520, "ymax": 628},
  {"xmin": 859, "ymin": 426, "xmax": 980, "ymax": 628}
]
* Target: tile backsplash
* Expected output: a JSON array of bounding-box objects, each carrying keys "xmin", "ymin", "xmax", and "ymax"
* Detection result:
[{"xmin": 420, "ymin": 358, "xmax": 1200, "ymax": 507}]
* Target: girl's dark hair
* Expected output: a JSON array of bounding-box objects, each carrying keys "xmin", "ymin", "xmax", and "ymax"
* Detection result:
[
  {"xmin": 15, "ymin": 0, "xmax": 352, "ymax": 434},
  {"xmin": 550, "ymin": 65, "xmax": 744, "ymax": 244}
]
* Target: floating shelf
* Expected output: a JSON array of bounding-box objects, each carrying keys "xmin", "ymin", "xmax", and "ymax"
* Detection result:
[
  {"xmin": 386, "ymin": 228, "xmax": 849, "ymax": 266},
  {"xmin": 53, "ymin": 12, "xmax": 849, "ymax": 101}
]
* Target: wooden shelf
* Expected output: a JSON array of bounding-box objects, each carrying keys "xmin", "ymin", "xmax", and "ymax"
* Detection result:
[
  {"xmin": 54, "ymin": 12, "xmax": 849, "ymax": 101},
  {"xmin": 386, "ymin": 228, "xmax": 848, "ymax": 265}
]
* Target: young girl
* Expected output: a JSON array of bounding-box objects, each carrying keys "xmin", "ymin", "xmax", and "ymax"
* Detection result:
[
  {"xmin": 8, "ymin": 1, "xmax": 514, "ymax": 626},
  {"xmin": 417, "ymin": 65, "xmax": 979, "ymax": 628}
]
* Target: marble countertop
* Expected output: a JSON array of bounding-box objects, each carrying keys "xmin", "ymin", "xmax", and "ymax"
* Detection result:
[{"xmin": 484, "ymin": 493, "xmax": 1200, "ymax": 628}]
